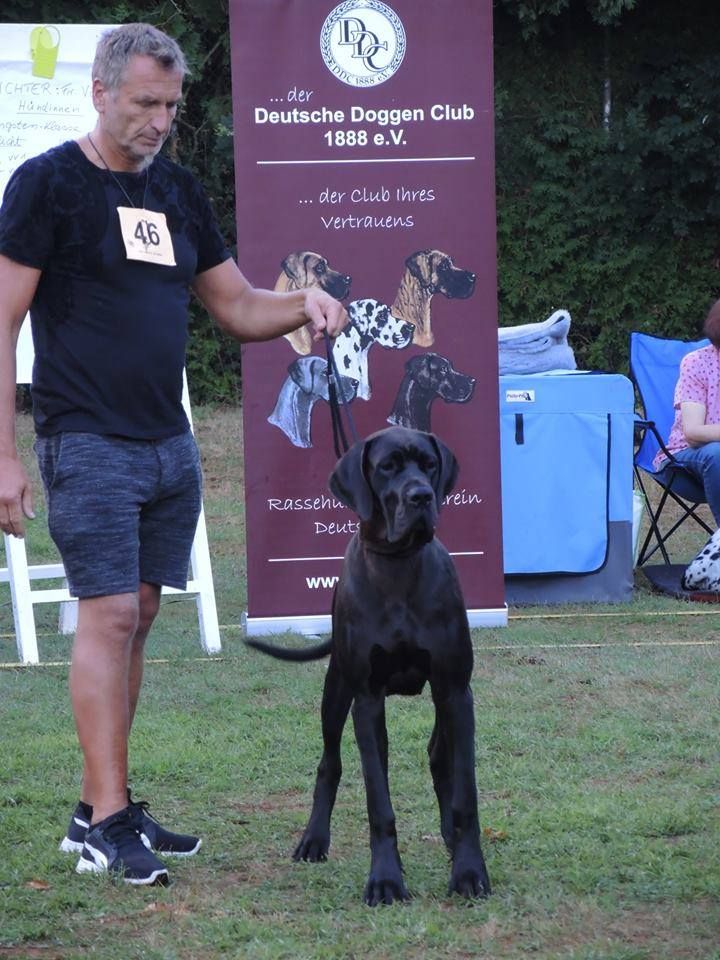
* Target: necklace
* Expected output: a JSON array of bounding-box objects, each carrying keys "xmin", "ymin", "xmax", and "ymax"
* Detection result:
[{"xmin": 87, "ymin": 133, "xmax": 149, "ymax": 209}]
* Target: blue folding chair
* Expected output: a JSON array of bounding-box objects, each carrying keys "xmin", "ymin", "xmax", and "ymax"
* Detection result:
[{"xmin": 630, "ymin": 332, "xmax": 715, "ymax": 565}]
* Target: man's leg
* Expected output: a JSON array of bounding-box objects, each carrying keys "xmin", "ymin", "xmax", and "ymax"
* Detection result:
[
  {"xmin": 75, "ymin": 582, "xmax": 162, "ymax": 821},
  {"xmin": 71, "ymin": 592, "xmax": 140, "ymax": 824},
  {"xmin": 128, "ymin": 582, "xmax": 162, "ymax": 729}
]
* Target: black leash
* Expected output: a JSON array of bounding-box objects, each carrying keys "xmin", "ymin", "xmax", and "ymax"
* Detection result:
[{"xmin": 324, "ymin": 331, "xmax": 359, "ymax": 458}]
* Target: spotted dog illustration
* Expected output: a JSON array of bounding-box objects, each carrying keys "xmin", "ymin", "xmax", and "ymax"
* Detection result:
[
  {"xmin": 268, "ymin": 356, "xmax": 358, "ymax": 448},
  {"xmin": 681, "ymin": 528, "xmax": 720, "ymax": 592},
  {"xmin": 276, "ymin": 251, "xmax": 352, "ymax": 356},
  {"xmin": 332, "ymin": 301, "xmax": 415, "ymax": 402},
  {"xmin": 391, "ymin": 249, "xmax": 476, "ymax": 348},
  {"xmin": 387, "ymin": 353, "xmax": 475, "ymax": 431}
]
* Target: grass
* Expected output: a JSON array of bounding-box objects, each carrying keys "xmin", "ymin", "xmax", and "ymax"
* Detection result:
[{"xmin": 1, "ymin": 409, "xmax": 719, "ymax": 960}]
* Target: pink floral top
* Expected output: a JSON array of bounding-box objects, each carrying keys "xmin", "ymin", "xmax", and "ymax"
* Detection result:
[{"xmin": 653, "ymin": 344, "xmax": 720, "ymax": 470}]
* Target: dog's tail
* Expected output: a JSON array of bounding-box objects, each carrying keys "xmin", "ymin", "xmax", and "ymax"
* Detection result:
[{"xmin": 244, "ymin": 636, "xmax": 332, "ymax": 662}]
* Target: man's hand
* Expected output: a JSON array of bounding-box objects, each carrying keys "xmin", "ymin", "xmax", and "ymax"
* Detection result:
[
  {"xmin": 303, "ymin": 287, "xmax": 349, "ymax": 342},
  {"xmin": 0, "ymin": 454, "xmax": 35, "ymax": 539}
]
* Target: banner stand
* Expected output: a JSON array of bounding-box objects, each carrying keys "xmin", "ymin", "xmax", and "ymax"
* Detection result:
[
  {"xmin": 243, "ymin": 607, "xmax": 508, "ymax": 638},
  {"xmin": 230, "ymin": 0, "xmax": 507, "ymax": 631}
]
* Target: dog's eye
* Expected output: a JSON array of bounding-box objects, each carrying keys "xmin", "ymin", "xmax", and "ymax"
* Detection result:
[
  {"xmin": 378, "ymin": 455, "xmax": 400, "ymax": 474},
  {"xmin": 423, "ymin": 457, "xmax": 439, "ymax": 473},
  {"xmin": 314, "ymin": 261, "xmax": 327, "ymax": 276}
]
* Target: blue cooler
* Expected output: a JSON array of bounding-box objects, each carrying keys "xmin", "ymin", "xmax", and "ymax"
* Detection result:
[{"xmin": 498, "ymin": 372, "xmax": 635, "ymax": 603}]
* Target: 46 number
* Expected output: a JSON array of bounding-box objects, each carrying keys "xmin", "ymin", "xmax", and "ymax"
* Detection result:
[{"xmin": 134, "ymin": 219, "xmax": 160, "ymax": 246}]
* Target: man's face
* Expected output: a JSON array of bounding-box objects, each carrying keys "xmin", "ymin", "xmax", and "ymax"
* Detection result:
[{"xmin": 93, "ymin": 54, "xmax": 184, "ymax": 169}]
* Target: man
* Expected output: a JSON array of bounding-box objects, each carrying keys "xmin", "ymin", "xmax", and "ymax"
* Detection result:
[{"xmin": 0, "ymin": 23, "xmax": 347, "ymax": 886}]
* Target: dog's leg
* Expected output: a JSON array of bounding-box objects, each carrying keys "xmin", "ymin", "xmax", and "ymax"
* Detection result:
[
  {"xmin": 435, "ymin": 686, "xmax": 491, "ymax": 898},
  {"xmin": 427, "ymin": 720, "xmax": 453, "ymax": 852},
  {"xmin": 352, "ymin": 693, "xmax": 410, "ymax": 905},
  {"xmin": 293, "ymin": 656, "xmax": 352, "ymax": 863}
]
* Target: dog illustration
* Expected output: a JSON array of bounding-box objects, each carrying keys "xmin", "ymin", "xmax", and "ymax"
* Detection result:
[
  {"xmin": 268, "ymin": 356, "xmax": 358, "ymax": 448},
  {"xmin": 276, "ymin": 251, "xmax": 352, "ymax": 356},
  {"xmin": 387, "ymin": 353, "xmax": 476, "ymax": 431},
  {"xmin": 246, "ymin": 426, "xmax": 491, "ymax": 905},
  {"xmin": 332, "ymin": 301, "xmax": 415, "ymax": 402},
  {"xmin": 681, "ymin": 529, "xmax": 720, "ymax": 592},
  {"xmin": 392, "ymin": 249, "xmax": 476, "ymax": 348}
]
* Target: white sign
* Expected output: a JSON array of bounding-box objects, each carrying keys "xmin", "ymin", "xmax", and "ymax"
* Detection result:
[
  {"xmin": 505, "ymin": 389, "xmax": 536, "ymax": 403},
  {"xmin": 0, "ymin": 23, "xmax": 112, "ymax": 380}
]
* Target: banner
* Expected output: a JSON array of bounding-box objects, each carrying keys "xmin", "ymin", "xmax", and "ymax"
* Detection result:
[
  {"xmin": 0, "ymin": 23, "xmax": 111, "ymax": 379},
  {"xmin": 229, "ymin": 0, "xmax": 506, "ymax": 633}
]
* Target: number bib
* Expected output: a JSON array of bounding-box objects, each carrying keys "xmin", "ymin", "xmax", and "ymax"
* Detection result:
[{"xmin": 117, "ymin": 207, "xmax": 176, "ymax": 266}]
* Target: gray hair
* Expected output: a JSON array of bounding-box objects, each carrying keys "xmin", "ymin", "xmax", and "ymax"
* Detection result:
[{"xmin": 93, "ymin": 23, "xmax": 188, "ymax": 89}]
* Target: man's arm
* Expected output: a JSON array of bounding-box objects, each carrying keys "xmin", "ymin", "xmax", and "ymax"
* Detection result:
[
  {"xmin": 191, "ymin": 258, "xmax": 348, "ymax": 343},
  {"xmin": 0, "ymin": 253, "xmax": 41, "ymax": 538}
]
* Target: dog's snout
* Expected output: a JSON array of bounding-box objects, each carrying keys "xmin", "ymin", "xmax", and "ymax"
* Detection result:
[{"xmin": 408, "ymin": 485, "xmax": 434, "ymax": 509}]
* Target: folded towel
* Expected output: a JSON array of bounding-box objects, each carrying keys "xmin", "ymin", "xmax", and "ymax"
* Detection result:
[{"xmin": 498, "ymin": 309, "xmax": 577, "ymax": 374}]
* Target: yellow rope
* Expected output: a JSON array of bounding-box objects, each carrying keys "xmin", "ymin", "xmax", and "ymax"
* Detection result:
[{"xmin": 1, "ymin": 637, "xmax": 718, "ymax": 670}]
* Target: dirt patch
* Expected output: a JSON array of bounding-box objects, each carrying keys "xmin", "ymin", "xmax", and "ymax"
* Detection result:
[
  {"xmin": 230, "ymin": 790, "xmax": 308, "ymax": 814},
  {"xmin": 0, "ymin": 948, "xmax": 66, "ymax": 959},
  {"xmin": 505, "ymin": 899, "xmax": 720, "ymax": 960}
]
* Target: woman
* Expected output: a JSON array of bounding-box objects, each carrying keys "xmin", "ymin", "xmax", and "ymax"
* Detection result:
[{"xmin": 655, "ymin": 298, "xmax": 720, "ymax": 524}]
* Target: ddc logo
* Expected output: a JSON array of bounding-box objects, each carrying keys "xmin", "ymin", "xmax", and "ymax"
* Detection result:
[
  {"xmin": 338, "ymin": 16, "xmax": 387, "ymax": 72},
  {"xmin": 321, "ymin": 1, "xmax": 406, "ymax": 87}
]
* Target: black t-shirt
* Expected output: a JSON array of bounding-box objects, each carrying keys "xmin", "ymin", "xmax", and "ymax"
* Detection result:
[{"xmin": 0, "ymin": 140, "xmax": 231, "ymax": 438}]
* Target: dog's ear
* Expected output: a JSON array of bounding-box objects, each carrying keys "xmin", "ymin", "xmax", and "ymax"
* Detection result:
[
  {"xmin": 329, "ymin": 439, "xmax": 375, "ymax": 520},
  {"xmin": 280, "ymin": 253, "xmax": 300, "ymax": 286},
  {"xmin": 287, "ymin": 357, "xmax": 319, "ymax": 393},
  {"xmin": 404, "ymin": 249, "xmax": 432, "ymax": 286},
  {"xmin": 429, "ymin": 433, "xmax": 459, "ymax": 503}
]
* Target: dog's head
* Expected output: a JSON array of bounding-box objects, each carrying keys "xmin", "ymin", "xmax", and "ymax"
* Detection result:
[
  {"xmin": 405, "ymin": 353, "xmax": 476, "ymax": 403},
  {"xmin": 279, "ymin": 251, "xmax": 352, "ymax": 301},
  {"xmin": 278, "ymin": 252, "xmax": 352, "ymax": 356},
  {"xmin": 329, "ymin": 426, "xmax": 458, "ymax": 548},
  {"xmin": 681, "ymin": 529, "xmax": 720, "ymax": 591},
  {"xmin": 288, "ymin": 356, "xmax": 358, "ymax": 403},
  {"xmin": 405, "ymin": 250, "xmax": 476, "ymax": 300},
  {"xmin": 348, "ymin": 300, "xmax": 415, "ymax": 349}
]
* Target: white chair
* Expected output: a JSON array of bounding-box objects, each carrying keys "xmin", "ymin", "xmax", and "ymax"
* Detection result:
[{"xmin": 1, "ymin": 320, "xmax": 222, "ymax": 663}]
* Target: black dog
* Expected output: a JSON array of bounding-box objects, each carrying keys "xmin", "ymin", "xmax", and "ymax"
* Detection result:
[{"xmin": 246, "ymin": 426, "xmax": 490, "ymax": 905}]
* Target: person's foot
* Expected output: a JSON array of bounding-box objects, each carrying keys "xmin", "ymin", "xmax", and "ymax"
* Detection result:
[
  {"xmin": 60, "ymin": 793, "xmax": 201, "ymax": 856},
  {"xmin": 59, "ymin": 800, "xmax": 92, "ymax": 853},
  {"xmin": 130, "ymin": 797, "xmax": 202, "ymax": 857},
  {"xmin": 75, "ymin": 805, "xmax": 169, "ymax": 886}
]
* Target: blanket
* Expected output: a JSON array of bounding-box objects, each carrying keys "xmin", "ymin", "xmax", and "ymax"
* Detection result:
[{"xmin": 498, "ymin": 309, "xmax": 577, "ymax": 375}]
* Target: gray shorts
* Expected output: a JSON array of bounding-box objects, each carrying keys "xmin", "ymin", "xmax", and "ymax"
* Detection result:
[{"xmin": 34, "ymin": 431, "xmax": 203, "ymax": 599}]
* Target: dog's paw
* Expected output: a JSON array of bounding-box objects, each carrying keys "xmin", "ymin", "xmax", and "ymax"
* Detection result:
[
  {"xmin": 363, "ymin": 872, "xmax": 410, "ymax": 906},
  {"xmin": 292, "ymin": 832, "xmax": 329, "ymax": 863},
  {"xmin": 448, "ymin": 862, "xmax": 491, "ymax": 899}
]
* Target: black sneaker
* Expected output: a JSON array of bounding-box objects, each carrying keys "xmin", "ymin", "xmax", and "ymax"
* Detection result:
[
  {"xmin": 76, "ymin": 805, "xmax": 169, "ymax": 886},
  {"xmin": 60, "ymin": 793, "xmax": 201, "ymax": 857},
  {"xmin": 59, "ymin": 800, "xmax": 92, "ymax": 854},
  {"xmin": 130, "ymin": 798, "xmax": 202, "ymax": 857}
]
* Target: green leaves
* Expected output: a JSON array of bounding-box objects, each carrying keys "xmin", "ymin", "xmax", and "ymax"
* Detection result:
[
  {"xmin": 495, "ymin": 0, "xmax": 720, "ymax": 371},
  {"xmin": 497, "ymin": 0, "xmax": 637, "ymax": 37}
]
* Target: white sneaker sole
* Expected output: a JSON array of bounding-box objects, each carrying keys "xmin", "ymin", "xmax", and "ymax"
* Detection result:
[
  {"xmin": 158, "ymin": 838, "xmax": 202, "ymax": 857},
  {"xmin": 76, "ymin": 853, "xmax": 169, "ymax": 886}
]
